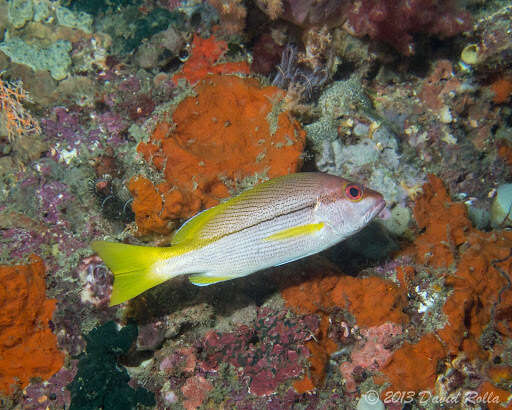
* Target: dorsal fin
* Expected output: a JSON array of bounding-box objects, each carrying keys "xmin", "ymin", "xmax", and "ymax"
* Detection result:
[
  {"xmin": 171, "ymin": 178, "xmax": 282, "ymax": 245},
  {"xmin": 171, "ymin": 202, "xmax": 231, "ymax": 245}
]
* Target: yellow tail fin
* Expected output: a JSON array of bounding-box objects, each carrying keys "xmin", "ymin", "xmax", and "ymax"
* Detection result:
[{"xmin": 91, "ymin": 241, "xmax": 174, "ymax": 306}]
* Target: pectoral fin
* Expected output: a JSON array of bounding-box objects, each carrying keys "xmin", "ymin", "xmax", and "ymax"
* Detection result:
[
  {"xmin": 264, "ymin": 222, "xmax": 325, "ymax": 241},
  {"xmin": 188, "ymin": 273, "xmax": 235, "ymax": 286}
]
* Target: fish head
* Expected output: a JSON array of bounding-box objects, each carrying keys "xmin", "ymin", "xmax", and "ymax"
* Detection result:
[{"xmin": 316, "ymin": 178, "xmax": 386, "ymax": 239}]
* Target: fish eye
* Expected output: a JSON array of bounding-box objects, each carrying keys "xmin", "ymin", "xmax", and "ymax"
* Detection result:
[
  {"xmin": 345, "ymin": 184, "xmax": 363, "ymax": 201},
  {"xmin": 179, "ymin": 48, "xmax": 190, "ymax": 62}
]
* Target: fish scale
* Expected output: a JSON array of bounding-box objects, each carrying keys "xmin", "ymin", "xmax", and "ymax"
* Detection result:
[
  {"xmin": 177, "ymin": 205, "xmax": 318, "ymax": 277},
  {"xmin": 175, "ymin": 173, "xmax": 336, "ymax": 243}
]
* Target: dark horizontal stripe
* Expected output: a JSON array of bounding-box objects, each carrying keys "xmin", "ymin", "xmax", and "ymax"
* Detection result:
[{"xmin": 208, "ymin": 202, "xmax": 315, "ymax": 242}]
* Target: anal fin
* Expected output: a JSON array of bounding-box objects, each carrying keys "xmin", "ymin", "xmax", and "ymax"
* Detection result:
[{"xmin": 189, "ymin": 273, "xmax": 235, "ymax": 286}]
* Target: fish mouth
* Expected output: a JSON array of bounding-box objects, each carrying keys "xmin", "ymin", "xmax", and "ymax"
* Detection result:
[{"xmin": 365, "ymin": 198, "xmax": 387, "ymax": 222}]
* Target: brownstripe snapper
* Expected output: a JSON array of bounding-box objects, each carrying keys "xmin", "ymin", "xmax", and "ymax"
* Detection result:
[{"xmin": 92, "ymin": 172, "xmax": 386, "ymax": 306}]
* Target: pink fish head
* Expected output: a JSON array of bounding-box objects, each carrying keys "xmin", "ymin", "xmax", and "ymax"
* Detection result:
[{"xmin": 316, "ymin": 175, "xmax": 386, "ymax": 238}]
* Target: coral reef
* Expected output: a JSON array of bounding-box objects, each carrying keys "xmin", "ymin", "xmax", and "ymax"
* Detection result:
[
  {"xmin": 78, "ymin": 255, "xmax": 114, "ymax": 307},
  {"xmin": 339, "ymin": 322, "xmax": 402, "ymax": 392},
  {"xmin": 279, "ymin": 257, "xmax": 408, "ymax": 390},
  {"xmin": 310, "ymin": 77, "xmax": 424, "ymax": 234},
  {"xmin": 1, "ymin": 0, "xmax": 511, "ymax": 408},
  {"xmin": 412, "ymin": 175, "xmax": 472, "ymax": 268},
  {"xmin": 461, "ymin": 5, "xmax": 512, "ymax": 79},
  {"xmin": 181, "ymin": 375, "xmax": 213, "ymax": 410},
  {"xmin": 172, "ymin": 35, "xmax": 250, "ymax": 85},
  {"xmin": 0, "ymin": 38, "xmax": 72, "ymax": 81},
  {"xmin": 282, "ymin": 267, "xmax": 408, "ymax": 327},
  {"xmin": 255, "ymin": 0, "xmax": 349, "ymax": 28},
  {"xmin": 198, "ymin": 308, "xmax": 311, "ymax": 397},
  {"xmin": 344, "ymin": 0, "xmax": 472, "ymax": 55},
  {"xmin": 274, "ymin": 176, "xmax": 512, "ymax": 406},
  {"xmin": 371, "ymin": 56, "xmax": 510, "ymax": 220},
  {"xmin": 70, "ymin": 0, "xmax": 137, "ymax": 17},
  {"xmin": 251, "ymin": 33, "xmax": 284, "ymax": 76},
  {"xmin": 22, "ymin": 365, "xmax": 77, "ymax": 410},
  {"xmin": 380, "ymin": 176, "xmax": 512, "ymax": 397},
  {"xmin": 138, "ymin": 302, "xmax": 331, "ymax": 408},
  {"xmin": 254, "ymin": 0, "xmax": 470, "ymax": 55},
  {"xmin": 208, "ymin": 0, "xmax": 247, "ymax": 36},
  {"xmin": 491, "ymin": 76, "xmax": 512, "ymax": 104},
  {"xmin": 95, "ymin": 5, "xmax": 184, "ymax": 55},
  {"xmin": 272, "ymin": 43, "xmax": 329, "ymax": 104},
  {"xmin": 133, "ymin": 24, "xmax": 186, "ymax": 70},
  {"xmin": 379, "ymin": 334, "xmax": 446, "ymax": 393},
  {"xmin": 0, "ymin": 256, "xmax": 64, "ymax": 394},
  {"xmin": 132, "ymin": 74, "xmax": 306, "ymax": 234}
]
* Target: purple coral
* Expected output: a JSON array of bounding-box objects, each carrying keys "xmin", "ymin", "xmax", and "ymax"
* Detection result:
[
  {"xmin": 257, "ymin": 0, "xmax": 471, "ymax": 55},
  {"xmin": 345, "ymin": 0, "xmax": 472, "ymax": 55},
  {"xmin": 339, "ymin": 322, "xmax": 402, "ymax": 392},
  {"xmin": 37, "ymin": 180, "xmax": 73, "ymax": 225},
  {"xmin": 22, "ymin": 364, "xmax": 77, "ymax": 409},
  {"xmin": 41, "ymin": 107, "xmax": 83, "ymax": 145}
]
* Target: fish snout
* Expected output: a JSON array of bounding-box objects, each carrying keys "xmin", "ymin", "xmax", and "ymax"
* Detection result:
[
  {"xmin": 376, "ymin": 197, "xmax": 386, "ymax": 215},
  {"xmin": 364, "ymin": 195, "xmax": 386, "ymax": 224}
]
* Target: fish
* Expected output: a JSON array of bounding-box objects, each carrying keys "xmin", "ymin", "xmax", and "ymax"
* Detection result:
[{"xmin": 91, "ymin": 172, "xmax": 386, "ymax": 306}]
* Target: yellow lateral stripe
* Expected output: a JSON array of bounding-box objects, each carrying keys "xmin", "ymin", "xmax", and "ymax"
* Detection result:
[{"xmin": 264, "ymin": 222, "xmax": 325, "ymax": 241}]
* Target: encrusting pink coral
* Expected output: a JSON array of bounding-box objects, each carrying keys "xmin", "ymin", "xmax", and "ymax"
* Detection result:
[
  {"xmin": 181, "ymin": 375, "xmax": 213, "ymax": 410},
  {"xmin": 339, "ymin": 322, "xmax": 402, "ymax": 392}
]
